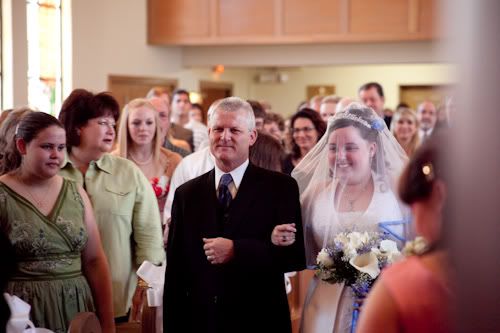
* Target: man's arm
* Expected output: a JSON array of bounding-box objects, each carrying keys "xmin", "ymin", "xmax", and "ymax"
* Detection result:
[
  {"xmin": 163, "ymin": 159, "xmax": 189, "ymax": 226},
  {"xmin": 232, "ymin": 177, "xmax": 306, "ymax": 272},
  {"xmin": 164, "ymin": 190, "xmax": 185, "ymax": 332},
  {"xmin": 206, "ymin": 176, "xmax": 306, "ymax": 272}
]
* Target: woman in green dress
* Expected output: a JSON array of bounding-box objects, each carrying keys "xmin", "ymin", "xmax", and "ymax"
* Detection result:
[{"xmin": 0, "ymin": 111, "xmax": 114, "ymax": 333}]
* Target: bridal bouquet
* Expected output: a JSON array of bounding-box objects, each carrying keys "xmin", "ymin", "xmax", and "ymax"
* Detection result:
[{"xmin": 315, "ymin": 231, "xmax": 402, "ymax": 296}]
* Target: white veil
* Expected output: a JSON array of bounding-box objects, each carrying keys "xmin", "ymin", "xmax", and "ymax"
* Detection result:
[{"xmin": 292, "ymin": 103, "xmax": 410, "ymax": 267}]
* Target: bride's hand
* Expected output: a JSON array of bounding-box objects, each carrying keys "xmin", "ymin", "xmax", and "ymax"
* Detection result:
[{"xmin": 271, "ymin": 223, "xmax": 297, "ymax": 246}]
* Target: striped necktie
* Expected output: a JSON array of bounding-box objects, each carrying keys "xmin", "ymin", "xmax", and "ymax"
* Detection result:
[{"xmin": 218, "ymin": 173, "xmax": 233, "ymax": 209}]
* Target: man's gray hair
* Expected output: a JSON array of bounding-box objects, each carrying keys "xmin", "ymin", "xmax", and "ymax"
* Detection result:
[{"xmin": 207, "ymin": 97, "xmax": 256, "ymax": 131}]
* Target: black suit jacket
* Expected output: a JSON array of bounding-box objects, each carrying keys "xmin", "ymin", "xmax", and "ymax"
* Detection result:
[{"xmin": 164, "ymin": 163, "xmax": 306, "ymax": 333}]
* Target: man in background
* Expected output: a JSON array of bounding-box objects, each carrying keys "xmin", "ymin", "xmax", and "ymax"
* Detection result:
[
  {"xmin": 309, "ymin": 95, "xmax": 323, "ymax": 112},
  {"xmin": 185, "ymin": 103, "xmax": 209, "ymax": 151},
  {"xmin": 170, "ymin": 89, "xmax": 195, "ymax": 150},
  {"xmin": 149, "ymin": 97, "xmax": 190, "ymax": 157},
  {"xmin": 359, "ymin": 82, "xmax": 385, "ymax": 117},
  {"xmin": 319, "ymin": 95, "xmax": 340, "ymax": 122},
  {"xmin": 417, "ymin": 100, "xmax": 438, "ymax": 142}
]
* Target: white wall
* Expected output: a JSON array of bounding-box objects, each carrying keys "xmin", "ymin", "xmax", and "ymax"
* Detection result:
[
  {"xmin": 249, "ymin": 63, "xmax": 455, "ymax": 116},
  {"xmin": 182, "ymin": 41, "xmax": 446, "ymax": 68},
  {"xmin": 71, "ymin": 0, "xmax": 183, "ymax": 91},
  {"xmin": 71, "ymin": 0, "xmax": 256, "ymax": 98},
  {"xmin": 172, "ymin": 68, "xmax": 256, "ymax": 100}
]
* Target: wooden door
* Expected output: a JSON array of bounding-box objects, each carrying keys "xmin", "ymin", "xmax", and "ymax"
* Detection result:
[
  {"xmin": 199, "ymin": 81, "xmax": 233, "ymax": 124},
  {"xmin": 306, "ymin": 85, "xmax": 336, "ymax": 100},
  {"xmin": 108, "ymin": 75, "xmax": 177, "ymax": 111},
  {"xmin": 399, "ymin": 85, "xmax": 454, "ymax": 110}
]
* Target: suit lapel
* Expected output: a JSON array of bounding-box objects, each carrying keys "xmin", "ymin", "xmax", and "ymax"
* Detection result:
[
  {"xmin": 224, "ymin": 164, "xmax": 262, "ymax": 236},
  {"xmin": 199, "ymin": 169, "xmax": 220, "ymax": 238}
]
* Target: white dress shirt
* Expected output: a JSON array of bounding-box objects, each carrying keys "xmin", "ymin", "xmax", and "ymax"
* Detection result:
[
  {"xmin": 184, "ymin": 120, "xmax": 209, "ymax": 152},
  {"xmin": 163, "ymin": 147, "xmax": 215, "ymax": 224},
  {"xmin": 418, "ymin": 127, "xmax": 434, "ymax": 142}
]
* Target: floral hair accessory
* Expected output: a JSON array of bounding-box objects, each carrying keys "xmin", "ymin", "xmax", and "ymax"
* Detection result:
[
  {"xmin": 422, "ymin": 163, "xmax": 434, "ymax": 182},
  {"xmin": 402, "ymin": 236, "xmax": 429, "ymax": 256},
  {"xmin": 370, "ymin": 118, "xmax": 385, "ymax": 132}
]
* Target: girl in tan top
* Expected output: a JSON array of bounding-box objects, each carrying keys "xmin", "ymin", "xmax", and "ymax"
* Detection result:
[
  {"xmin": 391, "ymin": 108, "xmax": 420, "ymax": 157},
  {"xmin": 114, "ymin": 98, "xmax": 182, "ymax": 222}
]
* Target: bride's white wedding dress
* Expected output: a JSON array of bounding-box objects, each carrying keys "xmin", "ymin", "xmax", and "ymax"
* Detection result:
[{"xmin": 300, "ymin": 179, "xmax": 404, "ymax": 333}]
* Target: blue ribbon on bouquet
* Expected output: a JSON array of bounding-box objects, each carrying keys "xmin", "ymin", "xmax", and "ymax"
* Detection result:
[
  {"xmin": 350, "ymin": 286, "xmax": 368, "ymax": 333},
  {"xmin": 378, "ymin": 219, "xmax": 411, "ymax": 243},
  {"xmin": 349, "ymin": 219, "xmax": 411, "ymax": 333},
  {"xmin": 350, "ymin": 299, "xmax": 361, "ymax": 333}
]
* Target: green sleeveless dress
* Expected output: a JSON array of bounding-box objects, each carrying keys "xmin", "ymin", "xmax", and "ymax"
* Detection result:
[{"xmin": 0, "ymin": 179, "xmax": 95, "ymax": 333}]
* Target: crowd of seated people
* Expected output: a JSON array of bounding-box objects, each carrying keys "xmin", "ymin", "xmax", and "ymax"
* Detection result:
[{"xmin": 0, "ymin": 82, "xmax": 453, "ymax": 333}]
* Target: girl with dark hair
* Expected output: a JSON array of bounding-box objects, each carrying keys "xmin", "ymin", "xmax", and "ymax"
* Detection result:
[
  {"xmin": 0, "ymin": 112, "xmax": 114, "ymax": 333},
  {"xmin": 249, "ymin": 131, "xmax": 285, "ymax": 172},
  {"xmin": 357, "ymin": 132, "xmax": 452, "ymax": 333},
  {"xmin": 282, "ymin": 108, "xmax": 326, "ymax": 175}
]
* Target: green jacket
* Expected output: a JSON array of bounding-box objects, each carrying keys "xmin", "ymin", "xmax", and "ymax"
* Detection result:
[{"xmin": 60, "ymin": 153, "xmax": 165, "ymax": 317}]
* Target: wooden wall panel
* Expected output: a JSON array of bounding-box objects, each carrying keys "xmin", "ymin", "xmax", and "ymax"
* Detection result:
[
  {"xmin": 283, "ymin": 0, "xmax": 344, "ymax": 35},
  {"xmin": 217, "ymin": 0, "xmax": 275, "ymax": 36},
  {"xmin": 148, "ymin": 0, "xmax": 210, "ymax": 43},
  {"xmin": 419, "ymin": 0, "xmax": 438, "ymax": 37},
  {"xmin": 108, "ymin": 75, "xmax": 177, "ymax": 111},
  {"xmin": 349, "ymin": 0, "xmax": 409, "ymax": 34},
  {"xmin": 147, "ymin": 0, "xmax": 440, "ymax": 45}
]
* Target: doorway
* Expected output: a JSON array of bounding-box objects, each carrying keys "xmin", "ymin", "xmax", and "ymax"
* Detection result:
[
  {"xmin": 108, "ymin": 75, "xmax": 177, "ymax": 111},
  {"xmin": 199, "ymin": 81, "xmax": 233, "ymax": 124},
  {"xmin": 306, "ymin": 85, "xmax": 336, "ymax": 100},
  {"xmin": 399, "ymin": 85, "xmax": 454, "ymax": 110}
]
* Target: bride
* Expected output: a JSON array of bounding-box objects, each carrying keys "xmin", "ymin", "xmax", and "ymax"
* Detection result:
[{"xmin": 273, "ymin": 103, "xmax": 409, "ymax": 332}]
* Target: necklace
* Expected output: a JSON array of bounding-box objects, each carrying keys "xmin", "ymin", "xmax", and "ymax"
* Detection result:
[
  {"xmin": 16, "ymin": 174, "xmax": 51, "ymax": 209},
  {"xmin": 343, "ymin": 179, "xmax": 371, "ymax": 212},
  {"xmin": 128, "ymin": 151, "xmax": 153, "ymax": 166}
]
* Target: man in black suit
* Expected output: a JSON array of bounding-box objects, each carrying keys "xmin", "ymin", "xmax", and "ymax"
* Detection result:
[{"xmin": 164, "ymin": 97, "xmax": 305, "ymax": 333}]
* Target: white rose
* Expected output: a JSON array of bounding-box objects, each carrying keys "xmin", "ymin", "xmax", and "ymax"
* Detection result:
[
  {"xmin": 380, "ymin": 239, "xmax": 398, "ymax": 253},
  {"xmin": 359, "ymin": 232, "xmax": 370, "ymax": 244},
  {"xmin": 347, "ymin": 232, "xmax": 363, "ymax": 249},
  {"xmin": 379, "ymin": 239, "xmax": 403, "ymax": 263},
  {"xmin": 403, "ymin": 236, "xmax": 429, "ymax": 256},
  {"xmin": 344, "ymin": 245, "xmax": 358, "ymax": 260},
  {"xmin": 334, "ymin": 233, "xmax": 349, "ymax": 247},
  {"xmin": 413, "ymin": 237, "xmax": 428, "ymax": 254},
  {"xmin": 317, "ymin": 249, "xmax": 334, "ymax": 268},
  {"xmin": 349, "ymin": 252, "xmax": 380, "ymax": 279}
]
